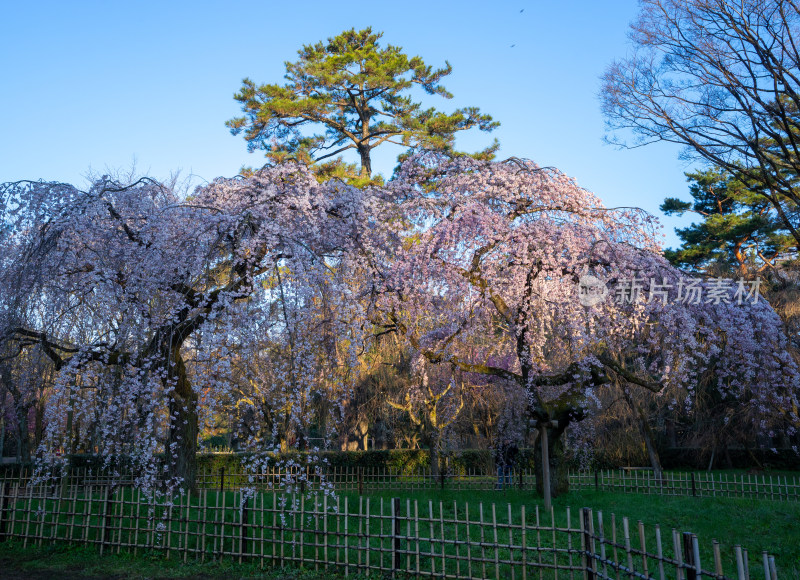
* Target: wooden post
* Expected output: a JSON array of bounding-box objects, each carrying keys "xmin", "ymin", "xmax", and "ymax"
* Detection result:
[
  {"xmin": 541, "ymin": 424, "xmax": 551, "ymax": 511},
  {"xmin": 200, "ymin": 490, "xmax": 207, "ymax": 562},
  {"xmin": 491, "ymin": 503, "xmax": 500, "ymax": 579},
  {"xmin": 768, "ymin": 555, "xmax": 777, "ymax": 580},
  {"xmin": 655, "ymin": 525, "xmax": 666, "ymax": 580},
  {"xmin": 623, "ymin": 517, "xmax": 634, "ymax": 575},
  {"xmin": 240, "ymin": 494, "xmax": 249, "ymax": 562},
  {"xmin": 595, "ymin": 470, "xmax": 599, "ymax": 491},
  {"xmin": 344, "ymin": 496, "xmax": 349, "ymax": 577},
  {"xmin": 712, "ymin": 540, "xmax": 723, "ymax": 578},
  {"xmin": 521, "ymin": 505, "xmax": 527, "ymax": 580},
  {"xmin": 638, "ymin": 521, "xmax": 649, "ymax": 577},
  {"xmin": 358, "ymin": 467, "xmax": 363, "ymax": 496},
  {"xmin": 734, "ymin": 545, "xmax": 746, "ymax": 580},
  {"xmin": 0, "ymin": 481, "xmax": 9, "ymax": 542},
  {"xmin": 582, "ymin": 507, "xmax": 595, "ymax": 580},
  {"xmin": 683, "ymin": 532, "xmax": 696, "ymax": 580},
  {"xmin": 691, "ymin": 473, "xmax": 697, "ymax": 497},
  {"xmin": 219, "ymin": 467, "xmax": 225, "ymax": 493},
  {"xmin": 258, "ymin": 493, "xmax": 265, "ymax": 569},
  {"xmin": 323, "ymin": 495, "xmax": 329, "ymax": 568},
  {"xmin": 596, "ymin": 510, "xmax": 607, "ymax": 579},
  {"xmin": 100, "ymin": 486, "xmax": 112, "ymax": 555},
  {"xmin": 391, "ymin": 497, "xmax": 401, "ymax": 576},
  {"xmin": 743, "ymin": 548, "xmax": 750, "ymax": 580}
]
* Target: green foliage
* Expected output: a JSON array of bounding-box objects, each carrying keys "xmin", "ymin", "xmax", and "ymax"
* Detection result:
[
  {"xmin": 661, "ymin": 168, "xmax": 795, "ymax": 274},
  {"xmin": 227, "ymin": 27, "xmax": 498, "ymax": 182},
  {"xmin": 658, "ymin": 447, "xmax": 800, "ymax": 471},
  {"xmin": 194, "ymin": 449, "xmax": 541, "ymax": 475}
]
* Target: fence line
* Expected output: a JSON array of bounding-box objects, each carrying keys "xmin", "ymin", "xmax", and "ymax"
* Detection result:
[
  {"xmin": 0, "ymin": 481, "xmax": 778, "ymax": 579},
  {"xmin": 569, "ymin": 469, "xmax": 800, "ymax": 502},
  {"xmin": 2, "ymin": 466, "xmax": 798, "ymax": 502}
]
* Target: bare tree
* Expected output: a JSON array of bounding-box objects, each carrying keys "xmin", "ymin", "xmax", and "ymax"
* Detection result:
[{"xmin": 602, "ymin": 0, "xmax": 800, "ymax": 250}]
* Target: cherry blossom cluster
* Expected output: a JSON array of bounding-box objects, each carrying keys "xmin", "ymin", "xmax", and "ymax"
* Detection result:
[{"xmin": 0, "ymin": 151, "xmax": 797, "ymax": 496}]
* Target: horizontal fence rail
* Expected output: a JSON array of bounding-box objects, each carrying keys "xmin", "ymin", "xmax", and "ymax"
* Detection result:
[
  {"xmin": 2, "ymin": 466, "xmax": 798, "ymax": 502},
  {"xmin": 0, "ymin": 482, "xmax": 778, "ymax": 579}
]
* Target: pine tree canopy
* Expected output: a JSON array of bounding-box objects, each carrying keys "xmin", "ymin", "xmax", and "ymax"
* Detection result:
[
  {"xmin": 661, "ymin": 169, "xmax": 795, "ymax": 275},
  {"xmin": 226, "ymin": 28, "xmax": 499, "ymax": 183}
]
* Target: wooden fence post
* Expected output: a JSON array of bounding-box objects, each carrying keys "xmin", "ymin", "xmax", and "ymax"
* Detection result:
[
  {"xmin": 240, "ymin": 495, "xmax": 249, "ymax": 561},
  {"xmin": 100, "ymin": 486, "xmax": 112, "ymax": 555},
  {"xmin": 582, "ymin": 507, "xmax": 596, "ymax": 580},
  {"xmin": 440, "ymin": 470, "xmax": 445, "ymax": 490},
  {"xmin": 0, "ymin": 481, "xmax": 9, "ymax": 542},
  {"xmin": 358, "ymin": 467, "xmax": 363, "ymax": 495},
  {"xmin": 541, "ymin": 425, "xmax": 552, "ymax": 511},
  {"xmin": 683, "ymin": 532, "xmax": 697, "ymax": 580},
  {"xmin": 691, "ymin": 473, "xmax": 697, "ymax": 497},
  {"xmin": 595, "ymin": 470, "xmax": 599, "ymax": 491},
  {"xmin": 733, "ymin": 545, "xmax": 746, "ymax": 580},
  {"xmin": 220, "ymin": 467, "xmax": 225, "ymax": 493},
  {"xmin": 392, "ymin": 497, "xmax": 401, "ymax": 577}
]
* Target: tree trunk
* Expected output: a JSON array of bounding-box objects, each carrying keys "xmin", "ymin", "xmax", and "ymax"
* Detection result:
[
  {"xmin": 534, "ymin": 423, "xmax": 570, "ymax": 498},
  {"xmin": 644, "ymin": 428, "xmax": 664, "ymax": 481},
  {"xmin": 165, "ymin": 348, "xmax": 198, "ymax": 491},
  {"xmin": 358, "ymin": 146, "xmax": 372, "ymax": 177},
  {"xmin": 34, "ymin": 400, "xmax": 44, "ymax": 449},
  {"xmin": 65, "ymin": 388, "xmax": 78, "ymax": 456},
  {"xmin": 0, "ymin": 390, "xmax": 6, "ymax": 458},
  {"xmin": 425, "ymin": 431, "xmax": 441, "ymax": 478},
  {"xmin": 621, "ymin": 386, "xmax": 663, "ymax": 481},
  {"xmin": 16, "ymin": 405, "xmax": 31, "ymax": 464}
]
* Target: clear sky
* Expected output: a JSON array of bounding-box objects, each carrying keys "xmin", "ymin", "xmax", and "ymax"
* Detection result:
[{"xmin": 0, "ymin": 0, "xmax": 697, "ymax": 247}]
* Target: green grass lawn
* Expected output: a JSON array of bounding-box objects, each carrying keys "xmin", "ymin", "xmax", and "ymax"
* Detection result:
[
  {"xmin": 0, "ymin": 486, "xmax": 797, "ymax": 579},
  {"xmin": 353, "ymin": 487, "xmax": 800, "ymax": 577}
]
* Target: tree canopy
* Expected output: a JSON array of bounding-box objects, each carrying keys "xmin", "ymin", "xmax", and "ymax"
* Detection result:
[
  {"xmin": 601, "ymin": 0, "xmax": 800, "ymax": 252},
  {"xmin": 226, "ymin": 28, "xmax": 499, "ymax": 183},
  {"xmin": 661, "ymin": 169, "xmax": 796, "ymax": 275},
  {"xmin": 1, "ymin": 155, "xmax": 798, "ymax": 495}
]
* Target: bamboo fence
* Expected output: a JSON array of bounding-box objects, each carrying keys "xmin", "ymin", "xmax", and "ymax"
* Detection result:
[
  {"xmin": 2, "ymin": 466, "xmax": 798, "ymax": 502},
  {"xmin": 0, "ymin": 466, "xmax": 800, "ymax": 501},
  {"xmin": 568, "ymin": 469, "xmax": 800, "ymax": 502},
  {"xmin": 0, "ymin": 480, "xmax": 779, "ymax": 579}
]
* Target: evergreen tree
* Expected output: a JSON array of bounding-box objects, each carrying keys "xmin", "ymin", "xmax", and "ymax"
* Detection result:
[
  {"xmin": 661, "ymin": 169, "xmax": 796, "ymax": 275},
  {"xmin": 227, "ymin": 28, "xmax": 498, "ymax": 183}
]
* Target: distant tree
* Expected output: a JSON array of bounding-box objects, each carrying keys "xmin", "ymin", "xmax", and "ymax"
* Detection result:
[
  {"xmin": 661, "ymin": 169, "xmax": 796, "ymax": 275},
  {"xmin": 227, "ymin": 28, "xmax": 498, "ymax": 182},
  {"xmin": 601, "ymin": 0, "xmax": 800, "ymax": 251}
]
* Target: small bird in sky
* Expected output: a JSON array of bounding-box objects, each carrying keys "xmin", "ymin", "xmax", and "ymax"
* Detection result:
[
  {"xmin": 511, "ymin": 44, "xmax": 516, "ymax": 48},
  {"xmin": 520, "ymin": 8, "xmax": 524, "ymax": 12}
]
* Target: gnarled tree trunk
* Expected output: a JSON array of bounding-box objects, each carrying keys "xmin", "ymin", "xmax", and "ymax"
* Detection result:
[
  {"xmin": 165, "ymin": 348, "xmax": 198, "ymax": 491},
  {"xmin": 534, "ymin": 420, "xmax": 570, "ymax": 499},
  {"xmin": 621, "ymin": 386, "xmax": 663, "ymax": 481}
]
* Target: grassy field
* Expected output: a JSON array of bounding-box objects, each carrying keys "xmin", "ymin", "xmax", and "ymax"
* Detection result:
[{"xmin": 0, "ymin": 486, "xmax": 797, "ymax": 579}]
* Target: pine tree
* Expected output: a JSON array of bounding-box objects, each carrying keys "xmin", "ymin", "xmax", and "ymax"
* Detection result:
[
  {"xmin": 227, "ymin": 28, "xmax": 498, "ymax": 183},
  {"xmin": 661, "ymin": 169, "xmax": 795, "ymax": 275}
]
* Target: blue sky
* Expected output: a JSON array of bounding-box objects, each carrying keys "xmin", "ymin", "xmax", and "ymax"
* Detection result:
[{"xmin": 1, "ymin": 0, "xmax": 696, "ymax": 247}]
